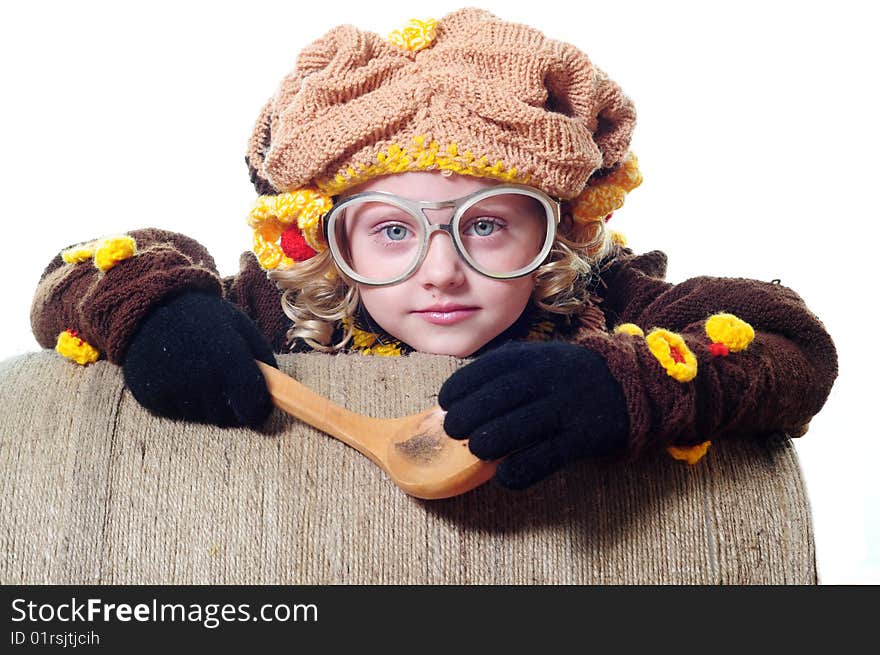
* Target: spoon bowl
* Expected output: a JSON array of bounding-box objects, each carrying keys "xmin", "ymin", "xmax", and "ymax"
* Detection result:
[{"xmin": 256, "ymin": 361, "xmax": 497, "ymax": 499}]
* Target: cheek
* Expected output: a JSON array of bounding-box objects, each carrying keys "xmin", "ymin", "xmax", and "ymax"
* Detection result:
[
  {"xmin": 479, "ymin": 276, "xmax": 534, "ymax": 318},
  {"xmin": 357, "ymin": 285, "xmax": 406, "ymax": 324}
]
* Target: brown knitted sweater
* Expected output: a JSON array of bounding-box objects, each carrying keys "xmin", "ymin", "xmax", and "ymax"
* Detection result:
[{"xmin": 30, "ymin": 227, "xmax": 838, "ymax": 456}]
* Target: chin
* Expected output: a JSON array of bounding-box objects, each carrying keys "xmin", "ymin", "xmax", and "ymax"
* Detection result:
[{"xmin": 412, "ymin": 337, "xmax": 482, "ymax": 359}]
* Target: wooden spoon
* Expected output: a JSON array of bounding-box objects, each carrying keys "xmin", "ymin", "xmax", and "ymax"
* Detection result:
[{"xmin": 256, "ymin": 361, "xmax": 498, "ymax": 499}]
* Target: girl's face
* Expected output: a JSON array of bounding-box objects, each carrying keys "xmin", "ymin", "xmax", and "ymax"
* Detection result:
[{"xmin": 341, "ymin": 172, "xmax": 538, "ymax": 357}]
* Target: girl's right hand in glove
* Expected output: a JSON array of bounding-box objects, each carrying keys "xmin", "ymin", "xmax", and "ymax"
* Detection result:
[{"xmin": 122, "ymin": 290, "xmax": 278, "ymax": 427}]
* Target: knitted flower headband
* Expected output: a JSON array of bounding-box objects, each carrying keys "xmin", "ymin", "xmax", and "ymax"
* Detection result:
[{"xmin": 245, "ymin": 9, "xmax": 642, "ymax": 270}]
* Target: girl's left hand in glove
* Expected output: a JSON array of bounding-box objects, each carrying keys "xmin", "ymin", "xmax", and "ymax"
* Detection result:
[{"xmin": 438, "ymin": 341, "xmax": 630, "ymax": 489}]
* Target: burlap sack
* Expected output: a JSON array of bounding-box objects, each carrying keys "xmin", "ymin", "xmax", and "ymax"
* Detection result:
[{"xmin": 0, "ymin": 350, "xmax": 815, "ymax": 584}]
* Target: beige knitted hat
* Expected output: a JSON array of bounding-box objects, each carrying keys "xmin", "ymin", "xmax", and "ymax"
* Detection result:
[{"xmin": 245, "ymin": 8, "xmax": 642, "ymax": 270}]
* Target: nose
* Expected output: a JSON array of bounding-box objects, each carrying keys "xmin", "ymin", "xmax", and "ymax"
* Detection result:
[{"xmin": 416, "ymin": 228, "xmax": 466, "ymax": 290}]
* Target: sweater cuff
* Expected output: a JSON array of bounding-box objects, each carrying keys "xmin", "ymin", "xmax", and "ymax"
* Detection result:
[
  {"xmin": 31, "ymin": 228, "xmax": 223, "ymax": 365},
  {"xmin": 578, "ymin": 331, "xmax": 702, "ymax": 458}
]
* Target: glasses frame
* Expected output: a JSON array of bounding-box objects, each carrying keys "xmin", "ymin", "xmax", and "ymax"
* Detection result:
[{"xmin": 323, "ymin": 183, "xmax": 561, "ymax": 287}]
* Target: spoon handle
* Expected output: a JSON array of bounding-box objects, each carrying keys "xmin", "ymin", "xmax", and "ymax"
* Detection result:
[{"xmin": 255, "ymin": 361, "xmax": 390, "ymax": 466}]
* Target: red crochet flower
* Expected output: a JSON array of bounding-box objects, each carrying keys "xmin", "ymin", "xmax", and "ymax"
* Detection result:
[
  {"xmin": 708, "ymin": 342, "xmax": 730, "ymax": 357},
  {"xmin": 281, "ymin": 228, "xmax": 317, "ymax": 262}
]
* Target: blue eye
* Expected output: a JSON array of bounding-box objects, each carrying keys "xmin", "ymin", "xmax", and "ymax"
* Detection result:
[
  {"xmin": 464, "ymin": 218, "xmax": 503, "ymax": 237},
  {"xmin": 384, "ymin": 225, "xmax": 410, "ymax": 241},
  {"xmin": 473, "ymin": 220, "xmax": 495, "ymax": 236}
]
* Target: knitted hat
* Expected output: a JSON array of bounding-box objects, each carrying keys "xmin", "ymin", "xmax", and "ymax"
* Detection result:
[{"xmin": 246, "ymin": 8, "xmax": 642, "ymax": 270}]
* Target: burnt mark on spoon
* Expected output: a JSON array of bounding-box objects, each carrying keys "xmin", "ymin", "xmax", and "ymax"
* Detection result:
[{"xmin": 394, "ymin": 429, "xmax": 445, "ymax": 465}]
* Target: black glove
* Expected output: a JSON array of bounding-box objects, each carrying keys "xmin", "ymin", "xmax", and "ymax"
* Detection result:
[
  {"xmin": 123, "ymin": 290, "xmax": 278, "ymax": 427},
  {"xmin": 438, "ymin": 341, "xmax": 630, "ymax": 489}
]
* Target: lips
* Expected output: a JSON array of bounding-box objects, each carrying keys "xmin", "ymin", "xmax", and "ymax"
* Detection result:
[
  {"xmin": 413, "ymin": 304, "xmax": 479, "ymax": 314},
  {"xmin": 412, "ymin": 304, "xmax": 479, "ymax": 326}
]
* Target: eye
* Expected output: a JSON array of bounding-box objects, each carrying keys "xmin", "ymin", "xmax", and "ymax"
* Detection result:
[
  {"xmin": 473, "ymin": 220, "xmax": 495, "ymax": 237},
  {"xmin": 382, "ymin": 224, "xmax": 410, "ymax": 241},
  {"xmin": 464, "ymin": 218, "xmax": 504, "ymax": 237}
]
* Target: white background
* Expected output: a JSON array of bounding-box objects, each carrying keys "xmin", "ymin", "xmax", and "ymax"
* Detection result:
[{"xmin": 1, "ymin": 0, "xmax": 877, "ymax": 583}]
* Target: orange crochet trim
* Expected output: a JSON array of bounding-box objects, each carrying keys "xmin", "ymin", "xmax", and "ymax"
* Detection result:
[{"xmin": 667, "ymin": 440, "xmax": 712, "ymax": 465}]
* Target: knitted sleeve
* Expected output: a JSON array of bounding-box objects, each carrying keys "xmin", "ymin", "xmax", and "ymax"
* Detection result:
[
  {"xmin": 223, "ymin": 251, "xmax": 290, "ymax": 352},
  {"xmin": 30, "ymin": 228, "xmax": 287, "ymax": 365},
  {"xmin": 580, "ymin": 248, "xmax": 839, "ymax": 457}
]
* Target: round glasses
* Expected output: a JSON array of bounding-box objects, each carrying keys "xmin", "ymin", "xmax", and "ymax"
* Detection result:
[{"xmin": 323, "ymin": 184, "xmax": 561, "ymax": 287}]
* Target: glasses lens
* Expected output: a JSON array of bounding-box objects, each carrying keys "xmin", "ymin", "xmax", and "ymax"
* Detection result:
[
  {"xmin": 457, "ymin": 193, "xmax": 550, "ymax": 275},
  {"xmin": 331, "ymin": 200, "xmax": 425, "ymax": 283}
]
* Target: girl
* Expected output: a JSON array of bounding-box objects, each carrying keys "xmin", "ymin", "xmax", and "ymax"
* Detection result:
[{"xmin": 30, "ymin": 9, "xmax": 838, "ymax": 490}]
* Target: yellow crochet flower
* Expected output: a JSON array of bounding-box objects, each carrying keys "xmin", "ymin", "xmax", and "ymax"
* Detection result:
[
  {"xmin": 388, "ymin": 18, "xmax": 438, "ymax": 52},
  {"xmin": 571, "ymin": 151, "xmax": 643, "ymax": 224},
  {"xmin": 252, "ymin": 232, "xmax": 293, "ymax": 271},
  {"xmin": 55, "ymin": 329, "xmax": 100, "ymax": 365},
  {"xmin": 614, "ymin": 323, "xmax": 645, "ymax": 337},
  {"xmin": 343, "ymin": 318, "xmax": 403, "ymax": 357},
  {"xmin": 94, "ymin": 236, "xmax": 137, "ymax": 272},
  {"xmin": 645, "ymin": 328, "xmax": 698, "ymax": 382},
  {"xmin": 248, "ymin": 188, "xmax": 333, "ymax": 270},
  {"xmin": 61, "ymin": 241, "xmax": 98, "ymax": 264},
  {"xmin": 366, "ymin": 342, "xmax": 404, "ymax": 357},
  {"xmin": 610, "ymin": 231, "xmax": 627, "ymax": 247},
  {"xmin": 667, "ymin": 440, "xmax": 712, "ymax": 465},
  {"xmin": 705, "ymin": 313, "xmax": 755, "ymax": 352}
]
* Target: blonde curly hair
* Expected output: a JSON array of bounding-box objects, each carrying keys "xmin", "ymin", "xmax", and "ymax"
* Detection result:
[{"xmin": 268, "ymin": 209, "xmax": 613, "ymax": 353}]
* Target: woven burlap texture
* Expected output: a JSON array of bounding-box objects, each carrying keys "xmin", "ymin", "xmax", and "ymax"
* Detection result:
[{"xmin": 0, "ymin": 350, "xmax": 816, "ymax": 584}]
